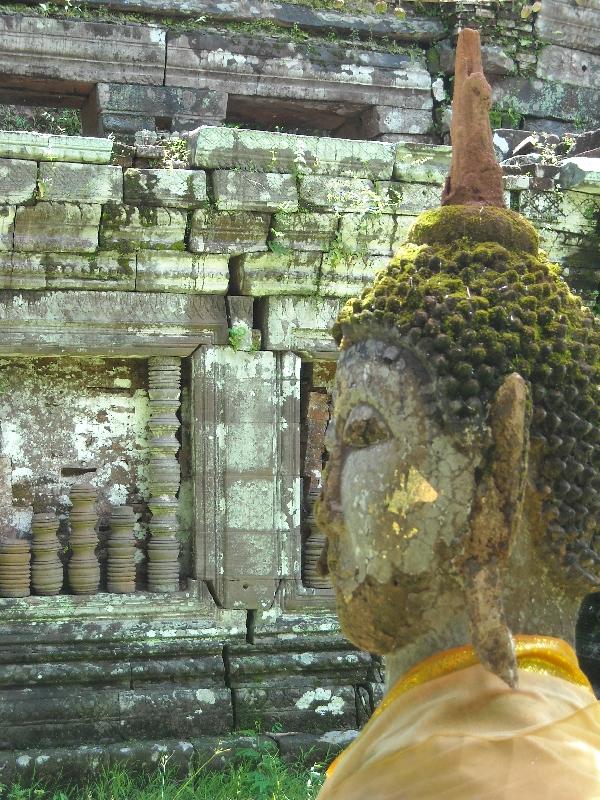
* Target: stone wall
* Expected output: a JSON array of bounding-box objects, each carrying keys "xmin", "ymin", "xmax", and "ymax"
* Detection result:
[
  {"xmin": 0, "ymin": 1, "xmax": 598, "ymax": 141},
  {"xmin": 0, "ymin": 126, "xmax": 598, "ymax": 780}
]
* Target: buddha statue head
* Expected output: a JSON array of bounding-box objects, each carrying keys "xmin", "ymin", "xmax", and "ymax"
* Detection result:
[{"xmin": 316, "ymin": 30, "xmax": 600, "ymax": 688}]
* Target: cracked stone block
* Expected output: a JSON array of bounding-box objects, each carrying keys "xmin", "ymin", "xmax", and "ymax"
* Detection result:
[
  {"xmin": 38, "ymin": 162, "xmax": 123, "ymax": 204},
  {"xmin": 232, "ymin": 251, "xmax": 321, "ymax": 296},
  {"xmin": 375, "ymin": 181, "xmax": 440, "ymax": 215},
  {"xmin": 338, "ymin": 106, "xmax": 433, "ymax": 140},
  {"xmin": 124, "ymin": 169, "xmax": 208, "ymax": 208},
  {"xmin": 319, "ymin": 252, "xmax": 389, "ymax": 298},
  {"xmin": 0, "ymin": 131, "xmax": 113, "ymax": 163},
  {"xmin": 0, "ymin": 252, "xmax": 44, "ymax": 289},
  {"xmin": 0, "ymin": 206, "xmax": 15, "ymax": 251},
  {"xmin": 560, "ymin": 158, "xmax": 600, "ymax": 195},
  {"xmin": 298, "ymin": 176, "xmax": 374, "ymax": 211},
  {"xmin": 100, "ymin": 204, "xmax": 187, "ymax": 252},
  {"xmin": 394, "ymin": 142, "xmax": 452, "ymax": 184},
  {"xmin": 213, "ymin": 171, "xmax": 298, "ymax": 213},
  {"xmin": 270, "ymin": 212, "xmax": 339, "ymax": 252},
  {"xmin": 136, "ymin": 251, "xmax": 229, "ymax": 294},
  {"xmin": 257, "ymin": 296, "xmax": 342, "ymax": 354},
  {"xmin": 189, "ymin": 210, "xmax": 271, "ymax": 254},
  {"xmin": 338, "ymin": 213, "xmax": 395, "ymax": 255},
  {"xmin": 189, "ymin": 126, "xmax": 395, "ymax": 179},
  {"xmin": 536, "ymin": 0, "xmax": 600, "ymax": 53},
  {"xmin": 0, "ymin": 159, "xmax": 37, "ymax": 203},
  {"xmin": 14, "ymin": 203, "xmax": 101, "ymax": 253}
]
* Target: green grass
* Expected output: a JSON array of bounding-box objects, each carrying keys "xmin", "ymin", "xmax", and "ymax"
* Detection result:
[{"xmin": 0, "ymin": 741, "xmax": 326, "ymax": 800}]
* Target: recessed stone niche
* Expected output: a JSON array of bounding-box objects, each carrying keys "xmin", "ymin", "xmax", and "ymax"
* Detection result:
[{"xmin": 0, "ymin": 354, "xmax": 192, "ymax": 594}]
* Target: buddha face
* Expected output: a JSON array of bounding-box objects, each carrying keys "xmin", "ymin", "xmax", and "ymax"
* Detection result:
[{"xmin": 317, "ymin": 339, "xmax": 485, "ymax": 653}]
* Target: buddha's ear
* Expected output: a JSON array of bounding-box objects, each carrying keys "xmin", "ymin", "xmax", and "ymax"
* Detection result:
[{"xmin": 462, "ymin": 372, "xmax": 531, "ymax": 688}]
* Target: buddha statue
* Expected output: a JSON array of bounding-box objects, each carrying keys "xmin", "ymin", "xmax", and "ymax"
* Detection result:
[{"xmin": 315, "ymin": 29, "xmax": 600, "ymax": 800}]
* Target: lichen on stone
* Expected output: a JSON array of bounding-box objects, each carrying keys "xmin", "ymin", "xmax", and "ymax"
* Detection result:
[{"xmin": 334, "ymin": 205, "xmax": 600, "ymax": 585}]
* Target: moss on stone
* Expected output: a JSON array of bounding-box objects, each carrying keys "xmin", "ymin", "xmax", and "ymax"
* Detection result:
[
  {"xmin": 334, "ymin": 206, "xmax": 600, "ymax": 585},
  {"xmin": 408, "ymin": 205, "xmax": 539, "ymax": 255}
]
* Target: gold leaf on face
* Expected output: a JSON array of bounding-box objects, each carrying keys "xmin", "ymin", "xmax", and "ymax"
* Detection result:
[{"xmin": 387, "ymin": 467, "xmax": 439, "ymax": 520}]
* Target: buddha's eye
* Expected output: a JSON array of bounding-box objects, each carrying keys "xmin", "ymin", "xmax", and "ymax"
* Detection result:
[{"xmin": 342, "ymin": 404, "xmax": 391, "ymax": 449}]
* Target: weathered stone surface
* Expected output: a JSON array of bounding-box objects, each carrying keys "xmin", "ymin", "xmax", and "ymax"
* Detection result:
[
  {"xmin": 536, "ymin": 45, "xmax": 600, "ymax": 91},
  {"xmin": 0, "ymin": 14, "xmax": 166, "ymax": 86},
  {"xmin": 270, "ymin": 212, "xmax": 338, "ymax": 252},
  {"xmin": 492, "ymin": 76, "xmax": 600, "ymax": 128},
  {"xmin": 124, "ymin": 169, "xmax": 207, "ymax": 208},
  {"xmin": 119, "ymin": 687, "xmax": 232, "ymax": 739},
  {"xmin": 234, "ymin": 685, "xmax": 357, "ymax": 733},
  {"xmin": 14, "ymin": 203, "xmax": 101, "ymax": 253},
  {"xmin": 166, "ymin": 31, "xmax": 431, "ymax": 108},
  {"xmin": 319, "ymin": 252, "xmax": 389, "ymax": 298},
  {"xmin": 338, "ymin": 106, "xmax": 433, "ymax": 140},
  {"xmin": 560, "ymin": 158, "xmax": 600, "ymax": 194},
  {"xmin": 0, "ymin": 207, "xmax": 15, "ymax": 251},
  {"xmin": 394, "ymin": 142, "xmax": 452, "ymax": 184},
  {"xmin": 0, "ymin": 252, "xmax": 135, "ymax": 291},
  {"xmin": 136, "ymin": 251, "xmax": 229, "ymax": 294},
  {"xmin": 257, "ymin": 295, "xmax": 341, "ymax": 355},
  {"xmin": 100, "ymin": 204, "xmax": 187, "ymax": 251},
  {"xmin": 520, "ymin": 189, "xmax": 600, "ymax": 234},
  {"xmin": 189, "ymin": 126, "xmax": 395, "ymax": 179},
  {"xmin": 375, "ymin": 181, "xmax": 440, "ymax": 215},
  {"xmin": 436, "ymin": 38, "xmax": 517, "ymax": 76},
  {"xmin": 213, "ymin": 171, "xmax": 298, "ymax": 212},
  {"xmin": 0, "ymin": 290, "xmax": 228, "ymax": 355},
  {"xmin": 38, "ymin": 162, "xmax": 122, "ymax": 204},
  {"xmin": 82, "ymin": 82, "xmax": 227, "ymax": 137},
  {"xmin": 0, "ymin": 131, "xmax": 113, "ymax": 163},
  {"xmin": 189, "ymin": 210, "xmax": 270, "ymax": 254},
  {"xmin": 0, "ymin": 159, "xmax": 37, "ymax": 203},
  {"xmin": 271, "ymin": 730, "xmax": 357, "ymax": 765},
  {"xmin": 537, "ymin": 0, "xmax": 600, "ymax": 56},
  {"xmin": 338, "ymin": 213, "xmax": 395, "ymax": 255},
  {"xmin": 298, "ymin": 176, "xmax": 374, "ymax": 211},
  {"xmin": 232, "ymin": 251, "xmax": 321, "ymax": 296},
  {"xmin": 192, "ymin": 348, "xmax": 300, "ymax": 609}
]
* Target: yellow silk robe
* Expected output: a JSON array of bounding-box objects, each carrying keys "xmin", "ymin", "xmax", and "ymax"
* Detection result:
[{"xmin": 318, "ymin": 637, "xmax": 600, "ymax": 800}]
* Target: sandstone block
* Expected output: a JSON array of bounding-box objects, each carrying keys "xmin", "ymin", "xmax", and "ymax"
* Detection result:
[
  {"xmin": 536, "ymin": 0, "xmax": 600, "ymax": 55},
  {"xmin": 100, "ymin": 204, "xmax": 187, "ymax": 252},
  {"xmin": 189, "ymin": 126, "xmax": 395, "ymax": 179},
  {"xmin": 338, "ymin": 213, "xmax": 395, "ymax": 255},
  {"xmin": 436, "ymin": 39, "xmax": 517, "ymax": 76},
  {"xmin": 213, "ymin": 171, "xmax": 298, "ymax": 213},
  {"xmin": 3, "ymin": 252, "xmax": 136, "ymax": 291},
  {"xmin": 520, "ymin": 189, "xmax": 600, "ymax": 234},
  {"xmin": 492, "ymin": 76, "xmax": 599, "ymax": 128},
  {"xmin": 393, "ymin": 142, "xmax": 452, "ymax": 184},
  {"xmin": 0, "ymin": 15, "xmax": 165, "ymax": 86},
  {"xmin": 270, "ymin": 212, "xmax": 339, "ymax": 252},
  {"xmin": 0, "ymin": 159, "xmax": 37, "ymax": 203},
  {"xmin": 232, "ymin": 251, "xmax": 321, "ymax": 296},
  {"xmin": 0, "ymin": 207, "xmax": 15, "ymax": 251},
  {"xmin": 257, "ymin": 296, "xmax": 342, "ymax": 354},
  {"xmin": 124, "ymin": 169, "xmax": 208, "ymax": 208},
  {"xmin": 536, "ymin": 45, "xmax": 600, "ymax": 91},
  {"xmin": 375, "ymin": 181, "xmax": 440, "ymax": 215},
  {"xmin": 14, "ymin": 203, "xmax": 101, "ymax": 253},
  {"xmin": 298, "ymin": 176, "xmax": 374, "ymax": 211},
  {"xmin": 0, "ymin": 131, "xmax": 113, "ymax": 163},
  {"xmin": 560, "ymin": 158, "xmax": 600, "ymax": 195},
  {"xmin": 136, "ymin": 251, "xmax": 229, "ymax": 294},
  {"xmin": 319, "ymin": 252, "xmax": 389, "ymax": 298},
  {"xmin": 338, "ymin": 106, "xmax": 433, "ymax": 140},
  {"xmin": 39, "ymin": 163, "xmax": 123, "ymax": 203},
  {"xmin": 189, "ymin": 210, "xmax": 271, "ymax": 254}
]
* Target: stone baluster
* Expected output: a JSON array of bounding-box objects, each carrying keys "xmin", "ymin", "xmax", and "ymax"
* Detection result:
[
  {"xmin": 0, "ymin": 533, "xmax": 31, "ymax": 598},
  {"xmin": 68, "ymin": 482, "xmax": 100, "ymax": 595},
  {"xmin": 146, "ymin": 356, "xmax": 181, "ymax": 593},
  {"xmin": 107, "ymin": 505, "xmax": 137, "ymax": 594},
  {"xmin": 31, "ymin": 512, "xmax": 63, "ymax": 596}
]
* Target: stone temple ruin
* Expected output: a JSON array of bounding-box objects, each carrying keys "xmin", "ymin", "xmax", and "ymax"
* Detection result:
[{"xmin": 0, "ymin": 0, "xmax": 598, "ymax": 783}]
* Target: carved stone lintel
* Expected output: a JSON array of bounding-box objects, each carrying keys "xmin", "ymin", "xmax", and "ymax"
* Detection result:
[
  {"xmin": 68, "ymin": 483, "xmax": 100, "ymax": 595},
  {"xmin": 146, "ymin": 357, "xmax": 181, "ymax": 593},
  {"xmin": 31, "ymin": 512, "xmax": 63, "ymax": 596},
  {"xmin": 107, "ymin": 505, "xmax": 137, "ymax": 594}
]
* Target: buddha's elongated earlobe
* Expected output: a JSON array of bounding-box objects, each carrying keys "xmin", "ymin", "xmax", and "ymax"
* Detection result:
[{"xmin": 462, "ymin": 373, "xmax": 531, "ymax": 688}]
